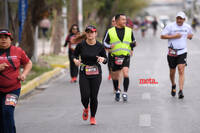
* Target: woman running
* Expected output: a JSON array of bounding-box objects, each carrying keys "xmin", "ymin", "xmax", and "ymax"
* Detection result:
[
  {"xmin": 64, "ymin": 24, "xmax": 80, "ymax": 83},
  {"xmin": 73, "ymin": 25, "xmax": 107, "ymax": 125}
]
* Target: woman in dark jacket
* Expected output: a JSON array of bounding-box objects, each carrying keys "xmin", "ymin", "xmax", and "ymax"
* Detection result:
[
  {"xmin": 64, "ymin": 24, "xmax": 80, "ymax": 83},
  {"xmin": 73, "ymin": 25, "xmax": 107, "ymax": 125}
]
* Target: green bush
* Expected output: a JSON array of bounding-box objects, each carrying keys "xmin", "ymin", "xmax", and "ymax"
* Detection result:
[
  {"xmin": 21, "ymin": 64, "xmax": 53, "ymax": 85},
  {"xmin": 21, "ymin": 54, "xmax": 68, "ymax": 85}
]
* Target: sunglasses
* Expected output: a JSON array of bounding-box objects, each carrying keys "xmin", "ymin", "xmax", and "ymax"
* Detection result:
[
  {"xmin": 0, "ymin": 35, "xmax": 10, "ymax": 39},
  {"xmin": 86, "ymin": 30, "xmax": 96, "ymax": 33}
]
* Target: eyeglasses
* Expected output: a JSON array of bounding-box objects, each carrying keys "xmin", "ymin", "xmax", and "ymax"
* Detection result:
[
  {"xmin": 0, "ymin": 35, "xmax": 10, "ymax": 39},
  {"xmin": 86, "ymin": 30, "xmax": 95, "ymax": 33},
  {"xmin": 72, "ymin": 27, "xmax": 78, "ymax": 30}
]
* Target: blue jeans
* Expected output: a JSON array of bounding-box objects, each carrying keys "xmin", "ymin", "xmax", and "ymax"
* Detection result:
[{"xmin": 0, "ymin": 88, "xmax": 21, "ymax": 133}]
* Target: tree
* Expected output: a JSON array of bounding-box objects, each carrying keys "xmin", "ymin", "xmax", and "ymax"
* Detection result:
[
  {"xmin": 50, "ymin": 1, "xmax": 63, "ymax": 54},
  {"xmin": 43, "ymin": 0, "xmax": 64, "ymax": 55},
  {"xmin": 49, "ymin": 0, "xmax": 78, "ymax": 55},
  {"xmin": 6, "ymin": 0, "xmax": 148, "ymax": 58},
  {"xmin": 20, "ymin": 0, "xmax": 64, "ymax": 57},
  {"xmin": 68, "ymin": 0, "xmax": 78, "ymax": 27},
  {"xmin": 82, "ymin": 0, "xmax": 149, "ymax": 35},
  {"xmin": 20, "ymin": 0, "xmax": 47, "ymax": 58}
]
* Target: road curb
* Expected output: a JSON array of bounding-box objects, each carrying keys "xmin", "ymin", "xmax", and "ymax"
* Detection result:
[
  {"xmin": 50, "ymin": 64, "xmax": 68, "ymax": 68},
  {"xmin": 20, "ymin": 62, "xmax": 69, "ymax": 97}
]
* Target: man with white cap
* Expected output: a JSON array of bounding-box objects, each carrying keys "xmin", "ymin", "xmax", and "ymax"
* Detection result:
[{"xmin": 161, "ymin": 11, "xmax": 193, "ymax": 99}]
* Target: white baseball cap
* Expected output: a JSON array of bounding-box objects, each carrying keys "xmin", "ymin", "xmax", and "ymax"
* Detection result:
[{"xmin": 176, "ymin": 11, "xmax": 186, "ymax": 19}]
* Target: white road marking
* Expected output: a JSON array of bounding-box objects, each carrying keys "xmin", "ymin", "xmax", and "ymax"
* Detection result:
[
  {"xmin": 142, "ymin": 93, "xmax": 151, "ymax": 100},
  {"xmin": 144, "ymin": 70, "xmax": 151, "ymax": 76},
  {"xmin": 139, "ymin": 114, "xmax": 151, "ymax": 127}
]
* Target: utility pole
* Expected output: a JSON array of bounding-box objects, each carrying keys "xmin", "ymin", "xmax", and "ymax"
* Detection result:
[{"xmin": 78, "ymin": 0, "xmax": 83, "ymax": 31}]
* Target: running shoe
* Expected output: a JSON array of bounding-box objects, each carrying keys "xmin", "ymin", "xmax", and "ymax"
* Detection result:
[
  {"xmin": 82, "ymin": 107, "xmax": 89, "ymax": 120},
  {"xmin": 115, "ymin": 90, "xmax": 120, "ymax": 102},
  {"xmin": 90, "ymin": 117, "xmax": 96, "ymax": 125},
  {"xmin": 178, "ymin": 90, "xmax": 184, "ymax": 99},
  {"xmin": 70, "ymin": 78, "xmax": 74, "ymax": 83},
  {"xmin": 113, "ymin": 88, "xmax": 121, "ymax": 94},
  {"xmin": 171, "ymin": 84, "xmax": 176, "ymax": 97},
  {"xmin": 73, "ymin": 77, "xmax": 77, "ymax": 82},
  {"xmin": 108, "ymin": 74, "xmax": 112, "ymax": 80},
  {"xmin": 122, "ymin": 93, "xmax": 128, "ymax": 102}
]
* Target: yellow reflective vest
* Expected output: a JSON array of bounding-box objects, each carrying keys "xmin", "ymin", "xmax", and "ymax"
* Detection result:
[{"xmin": 108, "ymin": 27, "xmax": 132, "ymax": 56}]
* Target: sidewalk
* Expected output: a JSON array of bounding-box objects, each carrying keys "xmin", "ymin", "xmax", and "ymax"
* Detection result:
[
  {"xmin": 20, "ymin": 38, "xmax": 69, "ymax": 97},
  {"xmin": 37, "ymin": 39, "xmax": 51, "ymax": 56},
  {"xmin": 35, "ymin": 38, "xmax": 67, "ymax": 57}
]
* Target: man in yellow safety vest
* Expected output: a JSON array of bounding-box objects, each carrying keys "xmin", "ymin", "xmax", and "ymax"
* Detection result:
[{"xmin": 103, "ymin": 14, "xmax": 136, "ymax": 102}]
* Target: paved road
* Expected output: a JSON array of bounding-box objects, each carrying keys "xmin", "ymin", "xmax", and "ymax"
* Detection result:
[{"xmin": 16, "ymin": 28, "xmax": 200, "ymax": 133}]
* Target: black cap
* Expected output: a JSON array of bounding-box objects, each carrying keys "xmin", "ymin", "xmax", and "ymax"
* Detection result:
[
  {"xmin": 0, "ymin": 29, "xmax": 13, "ymax": 40},
  {"xmin": 0, "ymin": 29, "xmax": 12, "ymax": 36},
  {"xmin": 85, "ymin": 25, "xmax": 97, "ymax": 32}
]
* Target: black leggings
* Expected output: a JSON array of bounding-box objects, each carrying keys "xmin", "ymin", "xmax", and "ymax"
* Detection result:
[
  {"xmin": 0, "ymin": 89, "xmax": 20, "ymax": 133},
  {"xmin": 107, "ymin": 53, "xmax": 112, "ymax": 72},
  {"xmin": 79, "ymin": 74, "xmax": 102, "ymax": 117},
  {"xmin": 69, "ymin": 50, "xmax": 78, "ymax": 78}
]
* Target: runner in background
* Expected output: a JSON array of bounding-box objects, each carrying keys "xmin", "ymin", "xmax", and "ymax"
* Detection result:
[
  {"xmin": 104, "ymin": 16, "xmax": 122, "ymax": 93},
  {"xmin": 126, "ymin": 17, "xmax": 134, "ymax": 29},
  {"xmin": 39, "ymin": 16, "xmax": 51, "ymax": 39},
  {"xmin": 140, "ymin": 18, "xmax": 148, "ymax": 38},
  {"xmin": 152, "ymin": 16, "xmax": 158, "ymax": 36},
  {"xmin": 161, "ymin": 11, "xmax": 193, "ymax": 99},
  {"xmin": 191, "ymin": 17, "xmax": 198, "ymax": 32},
  {"xmin": 107, "ymin": 17, "xmax": 116, "ymax": 80},
  {"xmin": 64, "ymin": 24, "xmax": 80, "ymax": 83}
]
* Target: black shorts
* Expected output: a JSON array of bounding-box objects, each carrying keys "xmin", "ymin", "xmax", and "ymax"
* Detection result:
[
  {"xmin": 167, "ymin": 53, "xmax": 187, "ymax": 69},
  {"xmin": 110, "ymin": 55, "xmax": 130, "ymax": 71}
]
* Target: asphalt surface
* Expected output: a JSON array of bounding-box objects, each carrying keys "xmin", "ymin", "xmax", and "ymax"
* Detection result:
[{"xmin": 15, "ymin": 28, "xmax": 200, "ymax": 133}]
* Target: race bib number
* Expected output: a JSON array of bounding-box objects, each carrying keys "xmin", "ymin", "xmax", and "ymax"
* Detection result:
[
  {"xmin": 5, "ymin": 94, "xmax": 18, "ymax": 107},
  {"xmin": 85, "ymin": 65, "xmax": 99, "ymax": 76},
  {"xmin": 70, "ymin": 44, "xmax": 77, "ymax": 50},
  {"xmin": 114, "ymin": 57, "xmax": 124, "ymax": 65},
  {"xmin": 168, "ymin": 48, "xmax": 177, "ymax": 57}
]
